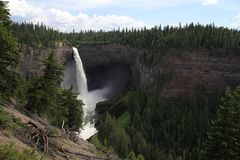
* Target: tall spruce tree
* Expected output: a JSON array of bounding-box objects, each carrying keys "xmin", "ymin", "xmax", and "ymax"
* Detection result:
[
  {"xmin": 59, "ymin": 87, "xmax": 83, "ymax": 131},
  {"xmin": 25, "ymin": 52, "xmax": 63, "ymax": 114},
  {"xmin": 202, "ymin": 87, "xmax": 240, "ymax": 160},
  {"xmin": 43, "ymin": 51, "xmax": 63, "ymax": 86},
  {"xmin": 25, "ymin": 77, "xmax": 46, "ymax": 113},
  {"xmin": 0, "ymin": 1, "xmax": 19, "ymax": 100}
]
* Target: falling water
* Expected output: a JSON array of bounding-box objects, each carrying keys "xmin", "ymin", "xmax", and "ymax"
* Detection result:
[
  {"xmin": 73, "ymin": 47, "xmax": 88, "ymax": 98},
  {"xmin": 72, "ymin": 47, "xmax": 107, "ymax": 140}
]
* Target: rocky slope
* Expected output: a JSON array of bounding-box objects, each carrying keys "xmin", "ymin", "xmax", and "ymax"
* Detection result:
[{"xmin": 0, "ymin": 102, "xmax": 118, "ymax": 160}]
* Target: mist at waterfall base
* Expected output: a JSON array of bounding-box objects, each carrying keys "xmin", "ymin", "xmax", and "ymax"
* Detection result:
[{"xmin": 61, "ymin": 47, "xmax": 129, "ymax": 140}]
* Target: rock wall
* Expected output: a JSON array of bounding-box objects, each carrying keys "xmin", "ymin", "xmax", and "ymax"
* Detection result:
[
  {"xmin": 18, "ymin": 43, "xmax": 240, "ymax": 97},
  {"xmin": 17, "ymin": 44, "xmax": 72, "ymax": 78},
  {"xmin": 135, "ymin": 49, "xmax": 240, "ymax": 96},
  {"xmin": 77, "ymin": 43, "xmax": 137, "ymax": 71}
]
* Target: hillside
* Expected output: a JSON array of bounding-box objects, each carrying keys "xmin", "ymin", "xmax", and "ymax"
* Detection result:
[{"xmin": 0, "ymin": 102, "xmax": 118, "ymax": 160}]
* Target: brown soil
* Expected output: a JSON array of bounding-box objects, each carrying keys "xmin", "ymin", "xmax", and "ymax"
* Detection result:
[{"xmin": 0, "ymin": 104, "xmax": 117, "ymax": 160}]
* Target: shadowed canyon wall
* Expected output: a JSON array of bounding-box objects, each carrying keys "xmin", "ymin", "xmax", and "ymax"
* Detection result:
[{"xmin": 18, "ymin": 43, "xmax": 240, "ymax": 98}]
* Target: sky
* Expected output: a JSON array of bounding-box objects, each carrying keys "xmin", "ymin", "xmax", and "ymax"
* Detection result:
[{"xmin": 8, "ymin": 0, "xmax": 240, "ymax": 32}]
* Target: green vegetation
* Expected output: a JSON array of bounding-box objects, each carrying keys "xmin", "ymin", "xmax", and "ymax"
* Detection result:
[
  {"xmin": 98, "ymin": 86, "xmax": 240, "ymax": 160},
  {"xmin": 0, "ymin": 1, "xmax": 20, "ymax": 101},
  {"xmin": 0, "ymin": 106, "xmax": 12, "ymax": 129},
  {"xmin": 202, "ymin": 87, "xmax": 240, "ymax": 160},
  {"xmin": 125, "ymin": 151, "xmax": 144, "ymax": 160},
  {"xmin": 98, "ymin": 88, "xmax": 222, "ymax": 160},
  {"xmin": 0, "ymin": 2, "xmax": 83, "ymax": 132},
  {"xmin": 24, "ymin": 52, "xmax": 83, "ymax": 131},
  {"xmin": 58, "ymin": 87, "xmax": 83, "ymax": 130},
  {"xmin": 0, "ymin": 144, "xmax": 38, "ymax": 160},
  {"xmin": 25, "ymin": 51, "xmax": 63, "ymax": 115},
  {"xmin": 117, "ymin": 111, "xmax": 130, "ymax": 128},
  {"xmin": 98, "ymin": 113, "xmax": 131, "ymax": 158},
  {"xmin": 12, "ymin": 22, "xmax": 240, "ymax": 50},
  {"xmin": 11, "ymin": 22, "xmax": 65, "ymax": 47}
]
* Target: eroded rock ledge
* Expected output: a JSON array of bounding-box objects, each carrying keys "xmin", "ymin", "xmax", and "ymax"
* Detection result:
[{"xmin": 19, "ymin": 43, "xmax": 240, "ymax": 97}]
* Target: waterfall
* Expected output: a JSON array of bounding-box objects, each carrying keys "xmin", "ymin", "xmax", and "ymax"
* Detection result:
[
  {"xmin": 73, "ymin": 47, "xmax": 88, "ymax": 98},
  {"xmin": 72, "ymin": 47, "xmax": 106, "ymax": 140}
]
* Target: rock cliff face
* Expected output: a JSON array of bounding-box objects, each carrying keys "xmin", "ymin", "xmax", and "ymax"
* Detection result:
[
  {"xmin": 77, "ymin": 45, "xmax": 240, "ymax": 97},
  {"xmin": 17, "ymin": 44, "xmax": 72, "ymax": 78},
  {"xmin": 135, "ymin": 49, "xmax": 240, "ymax": 96},
  {"xmin": 77, "ymin": 43, "xmax": 137, "ymax": 92},
  {"xmin": 18, "ymin": 43, "xmax": 240, "ymax": 97},
  {"xmin": 77, "ymin": 43, "xmax": 137, "ymax": 72}
]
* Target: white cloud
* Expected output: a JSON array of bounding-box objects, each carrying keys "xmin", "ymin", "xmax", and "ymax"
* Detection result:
[
  {"xmin": 8, "ymin": 0, "xmax": 223, "ymax": 31},
  {"xmin": 16, "ymin": 0, "xmax": 220, "ymax": 12},
  {"xmin": 63, "ymin": 0, "xmax": 121, "ymax": 9},
  {"xmin": 230, "ymin": 13, "xmax": 240, "ymax": 29},
  {"xmin": 202, "ymin": 0, "xmax": 219, "ymax": 6},
  {"xmin": 8, "ymin": 0, "xmax": 152, "ymax": 32},
  {"xmin": 8, "ymin": 0, "xmax": 42, "ymax": 17}
]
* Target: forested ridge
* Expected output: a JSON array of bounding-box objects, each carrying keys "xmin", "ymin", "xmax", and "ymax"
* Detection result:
[
  {"xmin": 3, "ymin": 12, "xmax": 240, "ymax": 160},
  {"xmin": 12, "ymin": 22, "xmax": 240, "ymax": 49}
]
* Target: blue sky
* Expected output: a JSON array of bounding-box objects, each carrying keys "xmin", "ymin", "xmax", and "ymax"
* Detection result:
[{"xmin": 9, "ymin": 0, "xmax": 240, "ymax": 32}]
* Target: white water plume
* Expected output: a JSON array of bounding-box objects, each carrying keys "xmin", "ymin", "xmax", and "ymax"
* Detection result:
[{"xmin": 72, "ymin": 47, "xmax": 107, "ymax": 140}]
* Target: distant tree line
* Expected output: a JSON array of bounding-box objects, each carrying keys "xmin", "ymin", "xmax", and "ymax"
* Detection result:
[
  {"xmin": 12, "ymin": 22, "xmax": 240, "ymax": 50},
  {"xmin": 11, "ymin": 22, "xmax": 64, "ymax": 47}
]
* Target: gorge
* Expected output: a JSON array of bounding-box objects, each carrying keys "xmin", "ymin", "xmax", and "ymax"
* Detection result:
[
  {"xmin": 10, "ymin": 24, "xmax": 240, "ymax": 160},
  {"xmin": 61, "ymin": 46, "xmax": 130, "ymax": 140}
]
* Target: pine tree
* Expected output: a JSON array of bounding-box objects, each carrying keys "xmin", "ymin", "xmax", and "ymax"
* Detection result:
[
  {"xmin": 109, "ymin": 127, "xmax": 130, "ymax": 158},
  {"xmin": 43, "ymin": 51, "xmax": 63, "ymax": 86},
  {"xmin": 125, "ymin": 151, "xmax": 145, "ymax": 160},
  {"xmin": 0, "ymin": 1, "xmax": 19, "ymax": 100},
  {"xmin": 59, "ymin": 87, "xmax": 83, "ymax": 131},
  {"xmin": 25, "ymin": 78, "xmax": 47, "ymax": 114},
  {"xmin": 25, "ymin": 52, "xmax": 63, "ymax": 115},
  {"xmin": 25, "ymin": 53, "xmax": 83, "ymax": 130},
  {"xmin": 202, "ymin": 87, "xmax": 240, "ymax": 160},
  {"xmin": 98, "ymin": 113, "xmax": 116, "ymax": 141}
]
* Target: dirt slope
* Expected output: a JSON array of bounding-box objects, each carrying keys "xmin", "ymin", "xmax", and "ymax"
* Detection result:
[{"xmin": 0, "ymin": 104, "xmax": 118, "ymax": 160}]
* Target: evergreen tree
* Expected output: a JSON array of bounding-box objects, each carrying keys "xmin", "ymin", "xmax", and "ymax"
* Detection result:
[
  {"xmin": 25, "ymin": 54, "xmax": 83, "ymax": 131},
  {"xmin": 25, "ymin": 52, "xmax": 63, "ymax": 115},
  {"xmin": 25, "ymin": 77, "xmax": 47, "ymax": 114},
  {"xmin": 59, "ymin": 87, "xmax": 83, "ymax": 131},
  {"xmin": 202, "ymin": 87, "xmax": 240, "ymax": 160},
  {"xmin": 125, "ymin": 151, "xmax": 145, "ymax": 160},
  {"xmin": 43, "ymin": 51, "xmax": 63, "ymax": 85},
  {"xmin": 109, "ymin": 127, "xmax": 130, "ymax": 158},
  {"xmin": 0, "ymin": 1, "xmax": 19, "ymax": 100},
  {"xmin": 98, "ymin": 113, "xmax": 116, "ymax": 141}
]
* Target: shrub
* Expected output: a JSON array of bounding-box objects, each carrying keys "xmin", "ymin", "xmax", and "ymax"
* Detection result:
[
  {"xmin": 0, "ymin": 106, "xmax": 11, "ymax": 129},
  {"xmin": 0, "ymin": 143, "xmax": 39, "ymax": 160}
]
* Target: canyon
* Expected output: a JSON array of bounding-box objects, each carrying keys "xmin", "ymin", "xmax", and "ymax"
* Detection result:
[{"xmin": 18, "ymin": 43, "xmax": 240, "ymax": 98}]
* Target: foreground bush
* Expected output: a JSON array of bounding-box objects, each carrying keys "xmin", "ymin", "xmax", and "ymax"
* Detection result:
[{"xmin": 0, "ymin": 144, "xmax": 38, "ymax": 160}]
